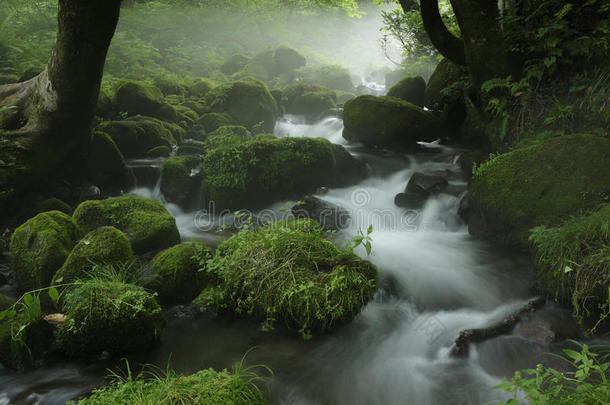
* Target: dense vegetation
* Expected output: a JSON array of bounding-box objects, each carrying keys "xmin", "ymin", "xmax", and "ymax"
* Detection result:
[{"xmin": 0, "ymin": 0, "xmax": 608, "ymax": 403}]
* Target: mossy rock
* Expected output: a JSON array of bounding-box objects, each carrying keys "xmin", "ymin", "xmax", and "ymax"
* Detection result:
[
  {"xmin": 343, "ymin": 95, "xmax": 442, "ymax": 147},
  {"xmin": 468, "ymin": 134, "xmax": 610, "ymax": 245},
  {"xmin": 113, "ymin": 80, "xmax": 165, "ymax": 118},
  {"xmin": 35, "ymin": 198, "xmax": 72, "ymax": 215},
  {"xmin": 52, "ymin": 226, "xmax": 135, "ymax": 285},
  {"xmin": 153, "ymin": 75, "xmax": 185, "ymax": 96},
  {"xmin": 173, "ymin": 105, "xmax": 199, "ymax": 126},
  {"xmin": 57, "ymin": 280, "xmax": 164, "ymax": 357},
  {"xmin": 73, "ymin": 196, "xmax": 180, "ymax": 255},
  {"xmin": 386, "ymin": 75, "xmax": 426, "ymax": 107},
  {"xmin": 196, "ymin": 219, "xmax": 377, "ymax": 337},
  {"xmin": 197, "ymin": 112, "xmax": 234, "ymax": 133},
  {"xmin": 77, "ymin": 368, "xmax": 266, "ymax": 405},
  {"xmin": 205, "ymin": 77, "xmax": 277, "ymax": 132},
  {"xmin": 0, "ymin": 318, "xmax": 54, "ymax": 369},
  {"xmin": 424, "ymin": 58, "xmax": 468, "ymax": 110},
  {"xmin": 202, "ymin": 137, "xmax": 335, "ymax": 210},
  {"xmin": 281, "ymin": 84, "xmax": 337, "ymax": 121},
  {"xmin": 273, "ymin": 46, "xmax": 306, "ymax": 75},
  {"xmin": 176, "ymin": 141, "xmax": 205, "ymax": 156},
  {"xmin": 99, "ymin": 117, "xmax": 177, "ymax": 159},
  {"xmin": 188, "ymin": 78, "xmax": 215, "ymax": 98},
  {"xmin": 531, "ymin": 205, "xmax": 610, "ymax": 330},
  {"xmin": 10, "ymin": 211, "xmax": 81, "ymax": 291},
  {"xmin": 146, "ymin": 145, "xmax": 171, "ymax": 158},
  {"xmin": 88, "ymin": 131, "xmax": 135, "ymax": 190},
  {"xmin": 231, "ymin": 50, "xmax": 277, "ymax": 82},
  {"xmin": 220, "ymin": 54, "xmax": 250, "ymax": 76},
  {"xmin": 144, "ymin": 242, "xmax": 212, "ymax": 304},
  {"xmin": 301, "ymin": 65, "xmax": 354, "ymax": 92},
  {"xmin": 160, "ymin": 155, "xmax": 203, "ymax": 208},
  {"xmin": 203, "ymin": 125, "xmax": 251, "ymax": 150}
]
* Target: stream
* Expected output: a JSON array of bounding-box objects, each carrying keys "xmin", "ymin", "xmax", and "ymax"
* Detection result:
[{"xmin": 0, "ymin": 107, "xmax": 581, "ymax": 404}]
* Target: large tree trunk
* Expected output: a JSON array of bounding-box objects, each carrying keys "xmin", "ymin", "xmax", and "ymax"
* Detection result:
[
  {"xmin": 0, "ymin": 0, "xmax": 122, "ymax": 216},
  {"xmin": 449, "ymin": 0, "xmax": 521, "ymax": 87}
]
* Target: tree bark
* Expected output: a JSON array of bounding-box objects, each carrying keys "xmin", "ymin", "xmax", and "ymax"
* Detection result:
[
  {"xmin": 0, "ymin": 0, "xmax": 122, "ymax": 213},
  {"xmin": 412, "ymin": 0, "xmax": 466, "ymax": 66}
]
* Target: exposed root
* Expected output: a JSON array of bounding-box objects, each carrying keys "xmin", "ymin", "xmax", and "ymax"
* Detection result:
[{"xmin": 450, "ymin": 297, "xmax": 546, "ymax": 357}]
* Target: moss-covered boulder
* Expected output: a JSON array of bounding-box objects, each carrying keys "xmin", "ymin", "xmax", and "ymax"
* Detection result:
[
  {"xmin": 220, "ymin": 54, "xmax": 250, "ymax": 76},
  {"xmin": 203, "ymin": 125, "xmax": 251, "ymax": 150},
  {"xmin": 188, "ymin": 78, "xmax": 215, "ymax": 98},
  {"xmin": 113, "ymin": 80, "xmax": 166, "ymax": 118},
  {"xmin": 57, "ymin": 280, "xmax": 163, "ymax": 357},
  {"xmin": 281, "ymin": 84, "xmax": 337, "ymax": 121},
  {"xmin": 77, "ymin": 368, "xmax": 266, "ymax": 405},
  {"xmin": 160, "ymin": 155, "xmax": 203, "ymax": 208},
  {"xmin": 197, "ymin": 112, "xmax": 234, "ymax": 133},
  {"xmin": 146, "ymin": 145, "xmax": 171, "ymax": 158},
  {"xmin": 343, "ymin": 95, "xmax": 442, "ymax": 147},
  {"xmin": 302, "ymin": 65, "xmax": 354, "ymax": 92},
  {"xmin": 52, "ymin": 227, "xmax": 135, "ymax": 285},
  {"xmin": 144, "ymin": 242, "xmax": 211, "ymax": 304},
  {"xmin": 73, "ymin": 196, "xmax": 180, "ymax": 255},
  {"xmin": 387, "ymin": 75, "xmax": 426, "ymax": 107},
  {"xmin": 205, "ymin": 77, "xmax": 277, "ymax": 131},
  {"xmin": 34, "ymin": 198, "xmax": 72, "ymax": 215},
  {"xmin": 202, "ymin": 136, "xmax": 365, "ymax": 210},
  {"xmin": 87, "ymin": 131, "xmax": 135, "ymax": 190},
  {"xmin": 273, "ymin": 45, "xmax": 306, "ymax": 75},
  {"xmin": 99, "ymin": 117, "xmax": 178, "ymax": 158},
  {"xmin": 468, "ymin": 134, "xmax": 610, "ymax": 245},
  {"xmin": 530, "ymin": 205, "xmax": 609, "ymax": 330},
  {"xmin": 196, "ymin": 219, "xmax": 377, "ymax": 337},
  {"xmin": 424, "ymin": 58, "xmax": 468, "ymax": 110},
  {"xmin": 153, "ymin": 75, "xmax": 185, "ymax": 96},
  {"xmin": 176, "ymin": 140, "xmax": 205, "ymax": 156},
  {"xmin": 10, "ymin": 211, "xmax": 81, "ymax": 291}
]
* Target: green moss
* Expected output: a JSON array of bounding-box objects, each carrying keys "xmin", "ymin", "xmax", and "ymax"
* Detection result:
[
  {"xmin": 153, "ymin": 75, "xmax": 185, "ymax": 96},
  {"xmin": 197, "ymin": 112, "xmax": 234, "ymax": 133},
  {"xmin": 113, "ymin": 80, "xmax": 165, "ymax": 117},
  {"xmin": 52, "ymin": 226, "xmax": 135, "ymax": 285},
  {"xmin": 204, "ymin": 125, "xmax": 251, "ymax": 150},
  {"xmin": 145, "ymin": 242, "xmax": 212, "ymax": 304},
  {"xmin": 98, "ymin": 117, "xmax": 177, "ymax": 159},
  {"xmin": 188, "ymin": 78, "xmax": 215, "ymax": 98},
  {"xmin": 424, "ymin": 58, "xmax": 469, "ymax": 110},
  {"xmin": 202, "ymin": 136, "xmax": 336, "ymax": 210},
  {"xmin": 35, "ymin": 198, "xmax": 72, "ymax": 215},
  {"xmin": 88, "ymin": 131, "xmax": 134, "ymax": 189},
  {"xmin": 386, "ymin": 75, "xmax": 426, "ymax": 107},
  {"xmin": 205, "ymin": 77, "xmax": 278, "ymax": 131},
  {"xmin": 343, "ymin": 95, "xmax": 442, "ymax": 146},
  {"xmin": 57, "ymin": 280, "xmax": 163, "ymax": 357},
  {"xmin": 300, "ymin": 65, "xmax": 354, "ymax": 92},
  {"xmin": 196, "ymin": 219, "xmax": 377, "ymax": 337},
  {"xmin": 281, "ymin": 84, "xmax": 337, "ymax": 120},
  {"xmin": 273, "ymin": 45, "xmax": 306, "ymax": 74},
  {"xmin": 72, "ymin": 196, "xmax": 180, "ymax": 255},
  {"xmin": 530, "ymin": 205, "xmax": 610, "ymax": 330},
  {"xmin": 160, "ymin": 155, "xmax": 203, "ymax": 207},
  {"xmin": 146, "ymin": 145, "xmax": 171, "ymax": 158},
  {"xmin": 220, "ymin": 54, "xmax": 250, "ymax": 76},
  {"xmin": 10, "ymin": 211, "xmax": 81, "ymax": 291},
  {"xmin": 469, "ymin": 134, "xmax": 610, "ymax": 245},
  {"xmin": 78, "ymin": 368, "xmax": 266, "ymax": 405}
]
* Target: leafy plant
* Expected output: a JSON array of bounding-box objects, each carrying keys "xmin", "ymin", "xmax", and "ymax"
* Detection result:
[
  {"xmin": 350, "ymin": 224, "xmax": 374, "ymax": 256},
  {"xmin": 492, "ymin": 341, "xmax": 610, "ymax": 404}
]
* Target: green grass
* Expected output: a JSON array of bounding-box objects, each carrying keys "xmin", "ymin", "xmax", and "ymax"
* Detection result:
[
  {"xmin": 530, "ymin": 204, "xmax": 610, "ymax": 332},
  {"xmin": 196, "ymin": 218, "xmax": 377, "ymax": 339},
  {"xmin": 78, "ymin": 355, "xmax": 270, "ymax": 405}
]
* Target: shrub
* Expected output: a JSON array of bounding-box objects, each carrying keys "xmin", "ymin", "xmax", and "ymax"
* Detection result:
[{"xmin": 196, "ymin": 219, "xmax": 377, "ymax": 338}]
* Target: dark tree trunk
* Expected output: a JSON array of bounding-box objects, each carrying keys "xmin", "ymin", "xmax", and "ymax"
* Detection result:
[
  {"xmin": 415, "ymin": 0, "xmax": 466, "ymax": 66},
  {"xmin": 0, "ymin": 0, "xmax": 122, "ymax": 213}
]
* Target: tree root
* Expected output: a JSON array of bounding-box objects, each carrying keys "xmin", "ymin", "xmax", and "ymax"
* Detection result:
[{"xmin": 450, "ymin": 297, "xmax": 546, "ymax": 357}]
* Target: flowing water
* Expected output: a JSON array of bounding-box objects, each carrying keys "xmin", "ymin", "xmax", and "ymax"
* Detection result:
[{"xmin": 0, "ymin": 109, "xmax": 580, "ymax": 405}]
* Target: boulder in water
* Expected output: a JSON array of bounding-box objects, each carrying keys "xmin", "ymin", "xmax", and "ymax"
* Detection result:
[
  {"xmin": 160, "ymin": 155, "xmax": 203, "ymax": 208},
  {"xmin": 343, "ymin": 95, "xmax": 442, "ymax": 147},
  {"xmin": 387, "ymin": 75, "xmax": 426, "ymax": 107},
  {"xmin": 395, "ymin": 172, "xmax": 449, "ymax": 209},
  {"xmin": 292, "ymin": 196, "xmax": 351, "ymax": 230}
]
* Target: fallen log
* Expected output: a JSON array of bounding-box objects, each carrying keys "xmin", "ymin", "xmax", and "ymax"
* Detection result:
[{"xmin": 450, "ymin": 297, "xmax": 546, "ymax": 357}]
